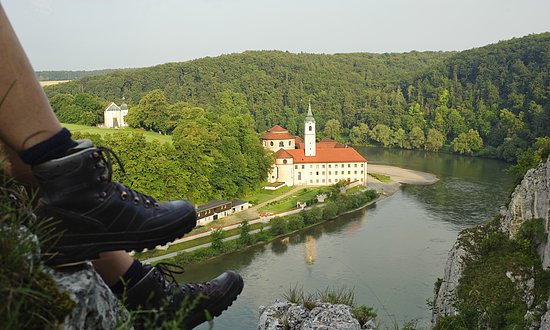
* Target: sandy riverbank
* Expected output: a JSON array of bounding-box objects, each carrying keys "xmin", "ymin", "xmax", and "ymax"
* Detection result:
[
  {"xmin": 367, "ymin": 164, "xmax": 438, "ymax": 197},
  {"xmin": 368, "ymin": 164, "xmax": 438, "ymax": 185}
]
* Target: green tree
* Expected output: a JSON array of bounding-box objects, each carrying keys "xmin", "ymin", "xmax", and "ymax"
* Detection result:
[
  {"xmin": 270, "ymin": 217, "xmax": 288, "ymax": 236},
  {"xmin": 369, "ymin": 124, "xmax": 393, "ymax": 147},
  {"xmin": 408, "ymin": 126, "xmax": 425, "ymax": 149},
  {"xmin": 425, "ymin": 128, "xmax": 445, "ymax": 152},
  {"xmin": 125, "ymin": 89, "xmax": 171, "ymax": 133},
  {"xmin": 238, "ymin": 221, "xmax": 253, "ymax": 246},
  {"xmin": 324, "ymin": 119, "xmax": 342, "ymax": 139},
  {"xmin": 451, "ymin": 129, "xmax": 484, "ymax": 155},
  {"xmin": 210, "ymin": 228, "xmax": 225, "ymax": 251}
]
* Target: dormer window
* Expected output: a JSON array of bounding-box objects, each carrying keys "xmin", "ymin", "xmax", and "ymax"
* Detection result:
[
  {"xmin": 279, "ymin": 141, "xmax": 284, "ymax": 147},
  {"xmin": 270, "ymin": 141, "xmax": 274, "ymax": 146},
  {"xmin": 309, "ymin": 125, "xmax": 312, "ymax": 131}
]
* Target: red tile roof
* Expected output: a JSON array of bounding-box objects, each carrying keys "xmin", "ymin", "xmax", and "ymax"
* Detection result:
[
  {"xmin": 285, "ymin": 147, "xmax": 367, "ymax": 163},
  {"xmin": 269, "ymin": 125, "xmax": 287, "ymax": 132},
  {"xmin": 274, "ymin": 149, "xmax": 293, "ymax": 159},
  {"xmin": 261, "ymin": 125, "xmax": 295, "ymax": 140}
]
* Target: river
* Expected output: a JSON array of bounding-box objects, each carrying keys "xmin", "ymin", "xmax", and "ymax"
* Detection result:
[{"xmin": 178, "ymin": 147, "xmax": 516, "ymax": 329}]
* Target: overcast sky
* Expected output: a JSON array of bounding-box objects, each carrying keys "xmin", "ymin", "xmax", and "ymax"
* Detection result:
[{"xmin": 3, "ymin": 0, "xmax": 550, "ymax": 71}]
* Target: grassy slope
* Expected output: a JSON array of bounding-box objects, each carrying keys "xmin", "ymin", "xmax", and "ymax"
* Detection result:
[{"xmin": 62, "ymin": 123, "xmax": 172, "ymax": 144}]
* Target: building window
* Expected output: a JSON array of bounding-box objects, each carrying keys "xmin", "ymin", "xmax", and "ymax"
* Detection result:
[
  {"xmin": 329, "ymin": 171, "xmax": 331, "ymax": 175},
  {"xmin": 295, "ymin": 165, "xmax": 298, "ymax": 169},
  {"xmin": 279, "ymin": 141, "xmax": 284, "ymax": 147},
  {"xmin": 354, "ymin": 164, "xmax": 357, "ymax": 167},
  {"xmin": 316, "ymin": 179, "xmax": 319, "ymax": 183},
  {"xmin": 288, "ymin": 141, "xmax": 292, "ymax": 146},
  {"xmin": 348, "ymin": 171, "xmax": 351, "ymax": 174},
  {"xmin": 361, "ymin": 164, "xmax": 364, "ymax": 167},
  {"xmin": 329, "ymin": 164, "xmax": 332, "ymax": 168},
  {"xmin": 322, "ymin": 164, "xmax": 325, "ymax": 168},
  {"xmin": 310, "ymin": 165, "xmax": 313, "ymax": 169},
  {"xmin": 316, "ymin": 165, "xmax": 319, "ymax": 169},
  {"xmin": 322, "ymin": 179, "xmax": 325, "ymax": 183},
  {"xmin": 298, "ymin": 172, "xmax": 301, "ymax": 180},
  {"xmin": 360, "ymin": 178, "xmax": 363, "ymax": 182},
  {"xmin": 310, "ymin": 172, "xmax": 312, "ymax": 175},
  {"xmin": 283, "ymin": 159, "xmax": 287, "ymax": 164},
  {"xmin": 341, "ymin": 171, "xmax": 344, "ymax": 174},
  {"xmin": 302, "ymin": 165, "xmax": 305, "ymax": 169},
  {"xmin": 329, "ymin": 179, "xmax": 332, "ymax": 183},
  {"xmin": 310, "ymin": 180, "xmax": 313, "ymax": 183},
  {"xmin": 335, "ymin": 164, "xmax": 338, "ymax": 168},
  {"xmin": 270, "ymin": 141, "xmax": 274, "ymax": 146},
  {"xmin": 309, "ymin": 125, "xmax": 312, "ymax": 131},
  {"xmin": 348, "ymin": 164, "xmax": 351, "ymax": 168},
  {"xmin": 316, "ymin": 171, "xmax": 319, "ymax": 175},
  {"xmin": 354, "ymin": 171, "xmax": 357, "ymax": 174},
  {"xmin": 361, "ymin": 170, "xmax": 363, "ymax": 174}
]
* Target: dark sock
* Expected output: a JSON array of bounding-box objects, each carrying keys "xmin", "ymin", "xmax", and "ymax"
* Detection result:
[
  {"xmin": 19, "ymin": 128, "xmax": 78, "ymax": 165},
  {"xmin": 110, "ymin": 259, "xmax": 144, "ymax": 296}
]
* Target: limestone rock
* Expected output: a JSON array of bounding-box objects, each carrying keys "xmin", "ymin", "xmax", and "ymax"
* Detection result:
[
  {"xmin": 258, "ymin": 300, "xmax": 366, "ymax": 330},
  {"xmin": 433, "ymin": 158, "xmax": 550, "ymax": 327},
  {"xmin": 499, "ymin": 159, "xmax": 550, "ymax": 266},
  {"xmin": 431, "ymin": 237, "xmax": 467, "ymax": 323},
  {"xmin": 45, "ymin": 263, "xmax": 129, "ymax": 330}
]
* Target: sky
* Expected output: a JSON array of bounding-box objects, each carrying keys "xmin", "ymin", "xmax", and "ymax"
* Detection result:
[{"xmin": 3, "ymin": 0, "xmax": 550, "ymax": 71}]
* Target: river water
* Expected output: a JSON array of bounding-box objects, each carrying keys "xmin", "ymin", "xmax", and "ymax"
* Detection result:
[{"xmin": 179, "ymin": 147, "xmax": 516, "ymax": 329}]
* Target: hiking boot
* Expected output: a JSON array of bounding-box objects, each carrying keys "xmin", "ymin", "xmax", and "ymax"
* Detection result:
[
  {"xmin": 125, "ymin": 263, "xmax": 244, "ymax": 329},
  {"xmin": 32, "ymin": 139, "xmax": 197, "ymax": 266}
]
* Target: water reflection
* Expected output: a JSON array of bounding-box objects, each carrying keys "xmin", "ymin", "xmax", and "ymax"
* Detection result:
[{"xmin": 305, "ymin": 235, "xmax": 316, "ymax": 265}]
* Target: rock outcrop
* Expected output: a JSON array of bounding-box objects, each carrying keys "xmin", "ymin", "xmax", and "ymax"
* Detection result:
[
  {"xmin": 46, "ymin": 263, "xmax": 128, "ymax": 330},
  {"xmin": 258, "ymin": 300, "xmax": 376, "ymax": 330},
  {"xmin": 432, "ymin": 158, "xmax": 550, "ymax": 328}
]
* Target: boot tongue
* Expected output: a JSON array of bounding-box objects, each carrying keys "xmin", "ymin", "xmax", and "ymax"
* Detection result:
[{"xmin": 66, "ymin": 139, "xmax": 94, "ymax": 155}]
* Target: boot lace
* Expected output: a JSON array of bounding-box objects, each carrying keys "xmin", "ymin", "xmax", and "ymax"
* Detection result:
[
  {"xmin": 153, "ymin": 263, "xmax": 210, "ymax": 298},
  {"xmin": 95, "ymin": 146, "xmax": 158, "ymax": 208},
  {"xmin": 152, "ymin": 262, "xmax": 186, "ymax": 295}
]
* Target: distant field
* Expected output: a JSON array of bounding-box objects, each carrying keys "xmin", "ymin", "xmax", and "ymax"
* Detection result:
[
  {"xmin": 62, "ymin": 123, "xmax": 172, "ymax": 144},
  {"xmin": 39, "ymin": 80, "xmax": 71, "ymax": 87}
]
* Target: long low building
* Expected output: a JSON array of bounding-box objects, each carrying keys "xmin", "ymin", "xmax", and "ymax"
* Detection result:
[
  {"xmin": 196, "ymin": 200, "xmax": 251, "ymax": 226},
  {"xmin": 262, "ymin": 104, "xmax": 368, "ymax": 187}
]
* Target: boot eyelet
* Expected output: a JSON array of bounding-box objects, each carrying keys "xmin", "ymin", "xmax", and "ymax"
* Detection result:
[
  {"xmin": 144, "ymin": 200, "xmax": 151, "ymax": 208},
  {"xmin": 154, "ymin": 202, "xmax": 160, "ymax": 208},
  {"xmin": 133, "ymin": 197, "xmax": 140, "ymax": 204},
  {"xmin": 100, "ymin": 191, "xmax": 107, "ymax": 198},
  {"xmin": 92, "ymin": 151, "xmax": 100, "ymax": 158},
  {"xmin": 120, "ymin": 191, "xmax": 128, "ymax": 200}
]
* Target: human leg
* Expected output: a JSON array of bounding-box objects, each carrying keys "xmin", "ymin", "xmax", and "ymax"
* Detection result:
[{"xmin": 0, "ymin": 4, "xmax": 62, "ymax": 152}]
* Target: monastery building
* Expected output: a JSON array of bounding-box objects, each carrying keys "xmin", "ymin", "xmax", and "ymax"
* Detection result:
[{"xmin": 262, "ymin": 105, "xmax": 368, "ymax": 187}]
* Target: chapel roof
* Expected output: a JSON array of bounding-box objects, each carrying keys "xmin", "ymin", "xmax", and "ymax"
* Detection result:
[
  {"xmin": 284, "ymin": 147, "xmax": 367, "ymax": 163},
  {"xmin": 261, "ymin": 125, "xmax": 295, "ymax": 140}
]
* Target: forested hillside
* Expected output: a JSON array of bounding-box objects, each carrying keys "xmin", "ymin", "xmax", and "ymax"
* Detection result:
[
  {"xmin": 36, "ymin": 69, "xmax": 115, "ymax": 81},
  {"xmin": 45, "ymin": 33, "xmax": 550, "ymax": 176}
]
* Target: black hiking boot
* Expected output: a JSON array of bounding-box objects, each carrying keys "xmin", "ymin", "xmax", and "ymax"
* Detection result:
[
  {"xmin": 32, "ymin": 139, "xmax": 197, "ymax": 266},
  {"xmin": 125, "ymin": 263, "xmax": 244, "ymax": 329}
]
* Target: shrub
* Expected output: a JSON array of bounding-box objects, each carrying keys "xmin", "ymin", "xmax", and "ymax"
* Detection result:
[
  {"xmin": 270, "ymin": 217, "xmax": 289, "ymax": 236},
  {"xmin": 352, "ymin": 305, "xmax": 377, "ymax": 327},
  {"xmin": 210, "ymin": 228, "xmax": 225, "ymax": 251}
]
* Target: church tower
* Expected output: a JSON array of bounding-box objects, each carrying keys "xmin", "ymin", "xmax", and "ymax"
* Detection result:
[{"xmin": 304, "ymin": 102, "xmax": 316, "ymax": 157}]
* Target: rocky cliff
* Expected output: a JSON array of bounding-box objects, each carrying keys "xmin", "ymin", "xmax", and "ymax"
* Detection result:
[
  {"xmin": 258, "ymin": 300, "xmax": 376, "ymax": 330},
  {"xmin": 432, "ymin": 158, "xmax": 550, "ymax": 328}
]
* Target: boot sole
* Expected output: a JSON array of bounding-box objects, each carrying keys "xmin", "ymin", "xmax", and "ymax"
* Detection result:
[
  {"xmin": 43, "ymin": 208, "xmax": 197, "ymax": 266},
  {"xmin": 185, "ymin": 271, "xmax": 244, "ymax": 329}
]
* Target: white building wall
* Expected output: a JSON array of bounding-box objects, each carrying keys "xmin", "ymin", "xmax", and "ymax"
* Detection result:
[
  {"xmin": 293, "ymin": 162, "xmax": 368, "ymax": 186},
  {"xmin": 263, "ymin": 139, "xmax": 295, "ymax": 152}
]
